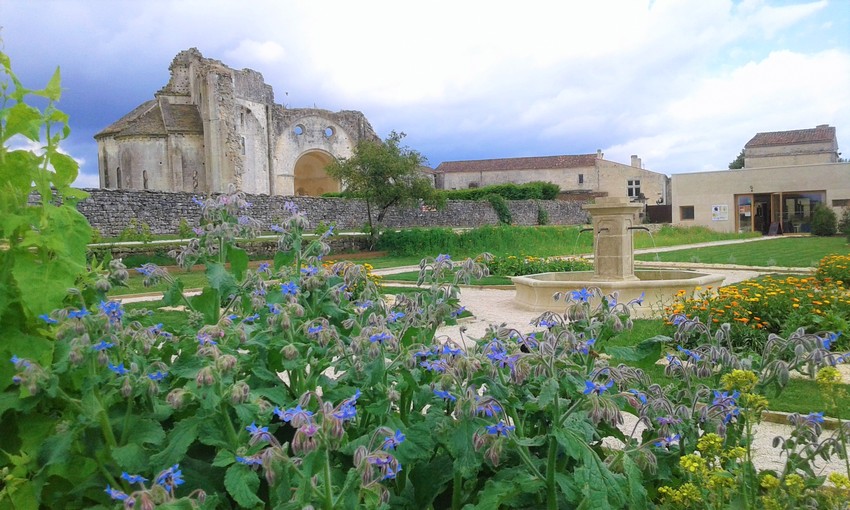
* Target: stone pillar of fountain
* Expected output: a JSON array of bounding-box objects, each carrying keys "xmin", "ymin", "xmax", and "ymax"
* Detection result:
[{"xmin": 582, "ymin": 197, "xmax": 643, "ymax": 281}]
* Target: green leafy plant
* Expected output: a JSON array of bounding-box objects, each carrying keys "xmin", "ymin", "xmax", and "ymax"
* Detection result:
[
  {"xmin": 177, "ymin": 217, "xmax": 194, "ymax": 239},
  {"xmin": 486, "ymin": 193, "xmax": 512, "ymax": 225},
  {"xmin": 811, "ymin": 204, "xmax": 838, "ymax": 236},
  {"xmin": 537, "ymin": 201, "xmax": 550, "ymax": 225}
]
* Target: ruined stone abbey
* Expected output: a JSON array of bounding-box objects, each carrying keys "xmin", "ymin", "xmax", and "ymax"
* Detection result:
[{"xmin": 95, "ymin": 48, "xmax": 378, "ymax": 196}]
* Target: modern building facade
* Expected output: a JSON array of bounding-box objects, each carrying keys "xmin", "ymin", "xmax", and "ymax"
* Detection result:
[{"xmin": 672, "ymin": 125, "xmax": 849, "ymax": 234}]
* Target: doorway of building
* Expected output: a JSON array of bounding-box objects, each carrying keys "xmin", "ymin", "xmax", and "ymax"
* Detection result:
[
  {"xmin": 293, "ymin": 151, "xmax": 339, "ymax": 196},
  {"xmin": 753, "ymin": 194, "xmax": 772, "ymax": 234}
]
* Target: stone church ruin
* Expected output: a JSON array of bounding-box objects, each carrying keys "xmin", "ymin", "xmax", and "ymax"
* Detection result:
[{"xmin": 95, "ymin": 48, "xmax": 378, "ymax": 196}]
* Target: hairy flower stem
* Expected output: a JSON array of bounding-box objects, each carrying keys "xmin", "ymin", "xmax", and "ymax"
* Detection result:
[
  {"xmin": 451, "ymin": 470, "xmax": 463, "ymax": 510},
  {"xmin": 119, "ymin": 398, "xmax": 134, "ymax": 445},
  {"xmin": 323, "ymin": 448, "xmax": 334, "ymax": 509},
  {"xmin": 219, "ymin": 402, "xmax": 240, "ymax": 449},
  {"xmin": 546, "ymin": 435, "xmax": 558, "ymax": 510}
]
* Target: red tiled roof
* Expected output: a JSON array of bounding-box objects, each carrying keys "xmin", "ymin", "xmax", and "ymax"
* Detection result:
[
  {"xmin": 745, "ymin": 125, "xmax": 836, "ymax": 148},
  {"xmin": 436, "ymin": 154, "xmax": 597, "ymax": 173}
]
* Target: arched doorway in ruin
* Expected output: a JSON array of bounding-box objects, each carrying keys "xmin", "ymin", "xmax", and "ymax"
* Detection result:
[{"xmin": 293, "ymin": 150, "xmax": 339, "ymax": 196}]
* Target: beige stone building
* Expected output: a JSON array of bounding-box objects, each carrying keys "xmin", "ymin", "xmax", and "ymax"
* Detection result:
[
  {"xmin": 435, "ymin": 151, "xmax": 671, "ymax": 204},
  {"xmin": 95, "ymin": 49, "xmax": 378, "ymax": 196},
  {"xmin": 672, "ymin": 125, "xmax": 849, "ymax": 234}
]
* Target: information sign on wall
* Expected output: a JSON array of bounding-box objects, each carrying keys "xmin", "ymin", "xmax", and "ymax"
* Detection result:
[{"xmin": 711, "ymin": 204, "xmax": 729, "ymax": 221}]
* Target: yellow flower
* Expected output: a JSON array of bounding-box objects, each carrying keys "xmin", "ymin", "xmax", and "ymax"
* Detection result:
[
  {"xmin": 816, "ymin": 366, "xmax": 842, "ymax": 385},
  {"xmin": 721, "ymin": 370, "xmax": 758, "ymax": 392},
  {"xmin": 827, "ymin": 472, "xmax": 850, "ymax": 489},
  {"xmin": 760, "ymin": 473, "xmax": 780, "ymax": 490},
  {"xmin": 696, "ymin": 433, "xmax": 723, "ymax": 457},
  {"xmin": 784, "ymin": 474, "xmax": 805, "ymax": 496}
]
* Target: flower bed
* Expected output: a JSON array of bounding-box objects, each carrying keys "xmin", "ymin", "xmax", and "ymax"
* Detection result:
[
  {"xmin": 479, "ymin": 254, "xmax": 593, "ymax": 277},
  {"xmin": 664, "ymin": 274, "xmax": 850, "ymax": 352}
]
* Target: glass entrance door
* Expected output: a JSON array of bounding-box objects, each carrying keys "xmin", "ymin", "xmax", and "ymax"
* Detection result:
[{"xmin": 736, "ymin": 194, "xmax": 753, "ymax": 233}]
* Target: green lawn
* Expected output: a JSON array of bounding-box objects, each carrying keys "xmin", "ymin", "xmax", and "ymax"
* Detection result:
[{"xmin": 636, "ymin": 235, "xmax": 849, "ymax": 267}]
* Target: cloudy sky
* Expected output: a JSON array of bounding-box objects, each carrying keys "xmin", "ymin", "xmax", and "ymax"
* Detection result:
[{"xmin": 3, "ymin": 0, "xmax": 849, "ymax": 188}]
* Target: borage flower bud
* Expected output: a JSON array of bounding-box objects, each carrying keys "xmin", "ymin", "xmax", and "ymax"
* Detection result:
[
  {"xmin": 196, "ymin": 366, "xmax": 216, "ymax": 386},
  {"xmin": 166, "ymin": 388, "xmax": 188, "ymax": 409},
  {"xmin": 121, "ymin": 377, "xmax": 133, "ymax": 398},
  {"xmin": 282, "ymin": 344, "xmax": 299, "ymax": 360},
  {"xmin": 217, "ymin": 354, "xmax": 238, "ymax": 373},
  {"xmin": 485, "ymin": 441, "xmax": 504, "ymax": 466},
  {"xmin": 231, "ymin": 381, "xmax": 250, "ymax": 404}
]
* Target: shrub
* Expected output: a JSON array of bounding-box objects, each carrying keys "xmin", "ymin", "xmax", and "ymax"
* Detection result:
[
  {"xmin": 177, "ymin": 218, "xmax": 193, "ymax": 238},
  {"xmin": 811, "ymin": 204, "xmax": 838, "ymax": 236},
  {"xmin": 118, "ymin": 218, "xmax": 153, "ymax": 243},
  {"xmin": 440, "ymin": 181, "xmax": 559, "ymax": 201},
  {"xmin": 481, "ymin": 254, "xmax": 592, "ymax": 276},
  {"xmin": 536, "ymin": 202, "xmax": 549, "ymax": 225},
  {"xmin": 485, "ymin": 193, "xmax": 512, "ymax": 225}
]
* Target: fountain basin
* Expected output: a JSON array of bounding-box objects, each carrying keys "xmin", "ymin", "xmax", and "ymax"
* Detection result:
[{"xmin": 512, "ymin": 269, "xmax": 725, "ymax": 318}]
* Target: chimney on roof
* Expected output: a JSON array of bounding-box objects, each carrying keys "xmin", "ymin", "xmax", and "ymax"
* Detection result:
[
  {"xmin": 596, "ymin": 149, "xmax": 603, "ymax": 159},
  {"xmin": 631, "ymin": 155, "xmax": 642, "ymax": 168},
  {"xmin": 817, "ymin": 124, "xmax": 830, "ymax": 128}
]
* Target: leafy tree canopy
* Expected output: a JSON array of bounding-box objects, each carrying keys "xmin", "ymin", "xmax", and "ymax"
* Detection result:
[
  {"xmin": 325, "ymin": 131, "xmax": 440, "ymax": 236},
  {"xmin": 728, "ymin": 149, "xmax": 745, "ymax": 169}
]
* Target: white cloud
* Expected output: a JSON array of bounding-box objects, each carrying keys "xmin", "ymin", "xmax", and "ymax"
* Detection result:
[{"xmin": 224, "ymin": 40, "xmax": 287, "ymax": 67}]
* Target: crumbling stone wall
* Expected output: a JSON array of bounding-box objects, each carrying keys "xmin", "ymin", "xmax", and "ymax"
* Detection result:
[{"xmin": 73, "ymin": 189, "xmax": 589, "ymax": 237}]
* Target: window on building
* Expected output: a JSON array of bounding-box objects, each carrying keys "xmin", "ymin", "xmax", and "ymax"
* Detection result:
[
  {"xmin": 680, "ymin": 206, "xmax": 695, "ymax": 220},
  {"xmin": 578, "ymin": 173, "xmax": 584, "ymax": 184},
  {"xmin": 627, "ymin": 179, "xmax": 641, "ymax": 198}
]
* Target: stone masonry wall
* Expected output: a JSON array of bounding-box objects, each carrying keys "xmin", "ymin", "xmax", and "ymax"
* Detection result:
[{"xmin": 73, "ymin": 189, "xmax": 590, "ymax": 237}]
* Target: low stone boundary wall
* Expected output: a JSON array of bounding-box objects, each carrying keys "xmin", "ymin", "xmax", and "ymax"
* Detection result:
[{"xmin": 71, "ymin": 189, "xmax": 590, "ymax": 236}]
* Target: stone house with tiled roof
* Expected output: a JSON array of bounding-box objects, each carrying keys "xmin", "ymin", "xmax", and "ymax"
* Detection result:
[
  {"xmin": 95, "ymin": 49, "xmax": 378, "ymax": 196},
  {"xmin": 672, "ymin": 124, "xmax": 849, "ymax": 234},
  {"xmin": 743, "ymin": 124, "xmax": 839, "ymax": 168},
  {"xmin": 435, "ymin": 151, "xmax": 671, "ymax": 205}
]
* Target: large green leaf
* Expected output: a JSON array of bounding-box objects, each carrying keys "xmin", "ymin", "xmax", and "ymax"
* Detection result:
[
  {"xmin": 191, "ymin": 287, "xmax": 220, "ymax": 325},
  {"xmin": 604, "ymin": 335, "xmax": 669, "ymax": 362},
  {"xmin": 554, "ymin": 428, "xmax": 627, "ymax": 509},
  {"xmin": 111, "ymin": 443, "xmax": 149, "ymax": 473},
  {"xmin": 226, "ymin": 246, "xmax": 248, "ymax": 282},
  {"xmin": 150, "ymin": 417, "xmax": 200, "ymax": 467},
  {"xmin": 224, "ymin": 463, "xmax": 263, "ymax": 508}
]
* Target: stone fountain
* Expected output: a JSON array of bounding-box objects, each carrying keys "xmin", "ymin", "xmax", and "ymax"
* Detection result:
[{"xmin": 512, "ymin": 197, "xmax": 725, "ymax": 317}]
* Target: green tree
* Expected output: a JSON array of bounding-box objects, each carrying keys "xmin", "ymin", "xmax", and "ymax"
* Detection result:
[
  {"xmin": 728, "ymin": 149, "xmax": 745, "ymax": 169},
  {"xmin": 811, "ymin": 203, "xmax": 837, "ymax": 236},
  {"xmin": 325, "ymin": 131, "xmax": 440, "ymax": 242}
]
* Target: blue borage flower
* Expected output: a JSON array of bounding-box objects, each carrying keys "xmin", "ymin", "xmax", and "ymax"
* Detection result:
[
  {"xmin": 433, "ymin": 389, "xmax": 457, "ymax": 402},
  {"xmin": 333, "ymin": 389, "xmax": 361, "ymax": 421},
  {"xmin": 677, "ymin": 345, "xmax": 701, "ymax": 362},
  {"xmin": 136, "ymin": 264, "xmax": 156, "ymax": 277},
  {"xmin": 320, "ymin": 225, "xmax": 335, "ymax": 239},
  {"xmin": 382, "ymin": 429, "xmax": 405, "ymax": 450},
  {"xmin": 538, "ymin": 318, "xmax": 557, "ymax": 328},
  {"xmin": 355, "ymin": 300, "xmax": 372, "ymax": 310},
  {"xmin": 570, "ymin": 288, "xmax": 591, "ymax": 302},
  {"xmin": 485, "ymin": 420, "xmax": 515, "ymax": 436},
  {"xmin": 11, "ymin": 355, "xmax": 31, "ymax": 368},
  {"xmin": 369, "ymin": 332, "xmax": 392, "ymax": 344},
  {"xmin": 236, "ymin": 455, "xmax": 263, "ymax": 466},
  {"xmin": 485, "ymin": 340, "xmax": 519, "ymax": 372},
  {"xmin": 451, "ymin": 306, "xmax": 466, "ymax": 318},
  {"xmin": 257, "ymin": 262, "xmax": 270, "ymax": 273},
  {"xmin": 283, "ymin": 201, "xmax": 298, "ymax": 214},
  {"xmin": 627, "ymin": 389, "xmax": 648, "ymax": 405},
  {"xmin": 476, "ymin": 398, "xmax": 503, "ymax": 417},
  {"xmin": 92, "ymin": 340, "xmax": 115, "ymax": 352},
  {"xmin": 98, "ymin": 300, "xmax": 124, "ymax": 324},
  {"xmin": 197, "ymin": 332, "xmax": 217, "ymax": 346},
  {"xmin": 147, "ymin": 371, "xmax": 167, "ymax": 381},
  {"xmin": 657, "ymin": 415, "xmax": 683, "ymax": 427},
  {"xmin": 435, "ymin": 254, "xmax": 451, "ymax": 263},
  {"xmin": 805, "ymin": 412, "xmax": 825, "ymax": 425},
  {"xmin": 420, "ymin": 360, "xmax": 447, "ymax": 373},
  {"xmin": 387, "ymin": 311, "xmax": 405, "ymax": 323},
  {"xmin": 267, "ymin": 303, "xmax": 281, "ymax": 315},
  {"xmin": 270, "ymin": 224, "xmax": 285, "ymax": 233},
  {"xmin": 104, "ymin": 484, "xmax": 130, "ymax": 501},
  {"xmin": 68, "ymin": 308, "xmax": 89, "ymax": 319},
  {"xmin": 108, "ymin": 363, "xmax": 128, "ymax": 376},
  {"xmin": 307, "ymin": 324, "xmax": 323, "ymax": 336},
  {"xmin": 281, "ymin": 281, "xmax": 299, "ymax": 296},
  {"xmin": 301, "ymin": 265, "xmax": 318, "ymax": 276},
  {"xmin": 367, "ymin": 454, "xmax": 402, "ymax": 480},
  {"xmin": 155, "ymin": 464, "xmax": 184, "ymax": 492},
  {"xmin": 274, "ymin": 405, "xmax": 314, "ymax": 426},
  {"xmin": 583, "ymin": 379, "xmax": 614, "ymax": 396},
  {"xmin": 823, "ymin": 332, "xmax": 841, "ymax": 350},
  {"xmin": 121, "ymin": 472, "xmax": 148, "ymax": 485},
  {"xmin": 242, "ymin": 313, "xmax": 260, "ymax": 323},
  {"xmin": 38, "ymin": 314, "xmax": 57, "ymax": 324},
  {"xmin": 192, "ymin": 227, "xmax": 204, "ymax": 236},
  {"xmin": 574, "ymin": 337, "xmax": 596, "ymax": 355},
  {"xmin": 191, "ymin": 196, "xmax": 205, "ymax": 207},
  {"xmin": 654, "ymin": 434, "xmax": 681, "ymax": 449},
  {"xmin": 712, "ymin": 390, "xmax": 740, "ymax": 423}
]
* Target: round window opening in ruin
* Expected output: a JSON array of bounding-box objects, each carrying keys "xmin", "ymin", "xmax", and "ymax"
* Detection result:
[
  {"xmin": 293, "ymin": 125, "xmax": 305, "ymax": 136},
  {"xmin": 324, "ymin": 127, "xmax": 335, "ymax": 138}
]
